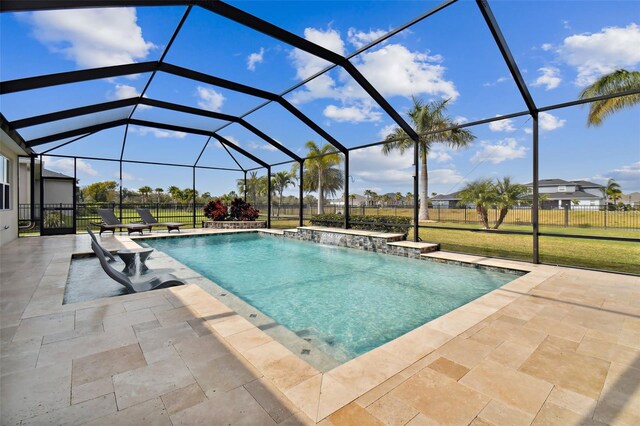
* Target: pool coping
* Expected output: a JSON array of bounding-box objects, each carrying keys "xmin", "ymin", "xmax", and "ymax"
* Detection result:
[{"xmin": 56, "ymin": 228, "xmax": 561, "ymax": 423}]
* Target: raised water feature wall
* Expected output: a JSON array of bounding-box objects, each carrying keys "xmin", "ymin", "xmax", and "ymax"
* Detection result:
[{"xmin": 282, "ymin": 226, "xmax": 438, "ymax": 258}]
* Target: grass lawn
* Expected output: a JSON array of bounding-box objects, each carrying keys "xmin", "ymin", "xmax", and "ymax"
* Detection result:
[{"xmin": 418, "ymin": 227, "xmax": 640, "ymax": 275}]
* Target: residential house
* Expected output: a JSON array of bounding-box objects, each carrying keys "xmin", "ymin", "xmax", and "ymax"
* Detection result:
[{"xmin": 524, "ymin": 179, "xmax": 604, "ymax": 209}]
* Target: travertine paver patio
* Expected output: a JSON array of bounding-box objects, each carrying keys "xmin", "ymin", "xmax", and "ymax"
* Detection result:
[{"xmin": 1, "ymin": 231, "xmax": 639, "ymax": 425}]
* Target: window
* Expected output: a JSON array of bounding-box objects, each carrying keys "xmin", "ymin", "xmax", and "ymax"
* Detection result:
[
  {"xmin": 1, "ymin": 155, "xmax": 10, "ymax": 210},
  {"xmin": 558, "ymin": 186, "xmax": 566, "ymax": 192}
]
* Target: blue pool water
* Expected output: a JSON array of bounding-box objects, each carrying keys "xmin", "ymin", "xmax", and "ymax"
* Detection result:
[{"xmin": 144, "ymin": 233, "xmax": 517, "ymax": 362}]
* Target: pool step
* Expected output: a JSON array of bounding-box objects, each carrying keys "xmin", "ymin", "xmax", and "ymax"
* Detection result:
[{"xmin": 387, "ymin": 241, "xmax": 440, "ymax": 254}]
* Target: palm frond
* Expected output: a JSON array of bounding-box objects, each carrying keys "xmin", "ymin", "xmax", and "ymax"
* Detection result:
[{"xmin": 579, "ymin": 70, "xmax": 640, "ymax": 126}]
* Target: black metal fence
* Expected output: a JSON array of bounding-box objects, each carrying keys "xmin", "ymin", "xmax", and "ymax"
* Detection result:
[{"xmin": 18, "ymin": 202, "xmax": 640, "ymax": 233}]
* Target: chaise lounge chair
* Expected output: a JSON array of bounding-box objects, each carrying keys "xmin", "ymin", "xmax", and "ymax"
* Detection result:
[
  {"xmin": 136, "ymin": 208, "xmax": 184, "ymax": 233},
  {"xmin": 91, "ymin": 241, "xmax": 185, "ymax": 293},
  {"xmin": 93, "ymin": 209, "xmax": 152, "ymax": 236},
  {"xmin": 86, "ymin": 228, "xmax": 116, "ymax": 262}
]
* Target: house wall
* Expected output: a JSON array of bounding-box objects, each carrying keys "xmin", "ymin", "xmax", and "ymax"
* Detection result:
[
  {"xmin": 1, "ymin": 132, "xmax": 27, "ymax": 247},
  {"xmin": 538, "ymin": 185, "xmax": 577, "ymax": 194},
  {"xmin": 43, "ymin": 179, "xmax": 74, "ymax": 205}
]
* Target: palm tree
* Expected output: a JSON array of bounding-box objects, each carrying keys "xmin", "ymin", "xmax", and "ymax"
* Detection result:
[
  {"xmin": 296, "ymin": 141, "xmax": 343, "ymax": 214},
  {"xmin": 138, "ymin": 186, "xmax": 152, "ymax": 203},
  {"xmin": 364, "ymin": 189, "xmax": 374, "ymax": 206},
  {"xmin": 579, "ymin": 70, "xmax": 640, "ymax": 126},
  {"xmin": 154, "ymin": 187, "xmax": 163, "ymax": 204},
  {"xmin": 349, "ymin": 194, "xmax": 356, "ymax": 206},
  {"xmin": 168, "ymin": 186, "xmax": 182, "ymax": 208},
  {"xmin": 383, "ymin": 97, "xmax": 475, "ymax": 220},
  {"xmin": 493, "ymin": 177, "xmax": 528, "ymax": 229},
  {"xmin": 459, "ymin": 179, "xmax": 496, "ymax": 229},
  {"xmin": 272, "ymin": 171, "xmax": 295, "ymax": 217},
  {"xmin": 405, "ymin": 192, "xmax": 413, "ymax": 206},
  {"xmin": 237, "ymin": 171, "xmax": 261, "ymax": 205},
  {"xmin": 394, "ymin": 192, "xmax": 403, "ymax": 206},
  {"xmin": 601, "ymin": 178, "xmax": 621, "ymax": 227}
]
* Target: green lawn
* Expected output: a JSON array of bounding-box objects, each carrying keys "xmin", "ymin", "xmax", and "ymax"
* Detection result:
[{"xmin": 418, "ymin": 227, "xmax": 640, "ymax": 275}]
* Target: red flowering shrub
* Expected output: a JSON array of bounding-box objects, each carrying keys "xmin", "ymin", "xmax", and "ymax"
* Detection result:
[
  {"xmin": 229, "ymin": 198, "xmax": 259, "ymax": 221},
  {"xmin": 203, "ymin": 198, "xmax": 228, "ymax": 221}
]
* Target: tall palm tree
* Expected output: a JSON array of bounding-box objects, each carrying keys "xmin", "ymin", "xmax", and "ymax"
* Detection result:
[
  {"xmin": 394, "ymin": 192, "xmax": 403, "ymax": 206},
  {"xmin": 296, "ymin": 141, "xmax": 343, "ymax": 214},
  {"xmin": 579, "ymin": 69, "xmax": 640, "ymax": 126},
  {"xmin": 493, "ymin": 177, "xmax": 528, "ymax": 229},
  {"xmin": 459, "ymin": 179, "xmax": 496, "ymax": 229},
  {"xmin": 167, "ymin": 186, "xmax": 182, "ymax": 208},
  {"xmin": 272, "ymin": 171, "xmax": 295, "ymax": 217},
  {"xmin": 138, "ymin": 186, "xmax": 152, "ymax": 203},
  {"xmin": 154, "ymin": 187, "xmax": 163, "ymax": 204},
  {"xmin": 237, "ymin": 171, "xmax": 261, "ymax": 205},
  {"xmin": 383, "ymin": 97, "xmax": 475, "ymax": 220}
]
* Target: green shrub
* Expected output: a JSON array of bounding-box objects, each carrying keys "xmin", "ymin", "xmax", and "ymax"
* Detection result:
[{"xmin": 309, "ymin": 214, "xmax": 411, "ymax": 234}]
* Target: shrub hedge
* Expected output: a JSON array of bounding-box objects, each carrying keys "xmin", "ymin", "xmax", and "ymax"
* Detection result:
[{"xmin": 309, "ymin": 213, "xmax": 412, "ymax": 234}]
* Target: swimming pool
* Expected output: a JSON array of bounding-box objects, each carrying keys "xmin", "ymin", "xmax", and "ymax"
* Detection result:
[{"xmin": 144, "ymin": 232, "xmax": 519, "ymax": 363}]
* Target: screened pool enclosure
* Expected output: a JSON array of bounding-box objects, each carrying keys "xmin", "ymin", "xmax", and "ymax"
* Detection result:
[{"xmin": 1, "ymin": 0, "xmax": 638, "ymax": 273}]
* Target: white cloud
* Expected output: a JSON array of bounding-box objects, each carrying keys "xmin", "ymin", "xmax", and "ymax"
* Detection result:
[
  {"xmin": 523, "ymin": 112, "xmax": 566, "ymax": 134},
  {"xmin": 378, "ymin": 124, "xmax": 397, "ymax": 140},
  {"xmin": 489, "ymin": 116, "xmax": 516, "ymax": 132},
  {"xmin": 471, "ymin": 138, "xmax": 527, "ymax": 164},
  {"xmin": 483, "ymin": 76, "xmax": 511, "ymax": 87},
  {"xmin": 453, "ymin": 116, "xmax": 468, "ymax": 125},
  {"xmin": 131, "ymin": 126, "xmax": 186, "ymax": 139},
  {"xmin": 290, "ymin": 27, "xmax": 344, "ymax": 81},
  {"xmin": 349, "ymin": 43, "xmax": 457, "ymax": 100},
  {"xmin": 429, "ymin": 150, "xmax": 452, "ymax": 163},
  {"xmin": 247, "ymin": 47, "xmax": 264, "ymax": 71},
  {"xmin": 247, "ymin": 141, "xmax": 278, "ymax": 152},
  {"xmin": 539, "ymin": 112, "xmax": 566, "ymax": 131},
  {"xmin": 429, "ymin": 168, "xmax": 465, "ymax": 185},
  {"xmin": 45, "ymin": 158, "xmax": 97, "ymax": 176},
  {"xmin": 558, "ymin": 23, "xmax": 640, "ymax": 86},
  {"xmin": 25, "ymin": 8, "xmax": 155, "ymax": 68},
  {"xmin": 323, "ymin": 104, "xmax": 382, "ymax": 123},
  {"xmin": 289, "ymin": 28, "xmax": 457, "ymax": 113},
  {"xmin": 196, "ymin": 86, "xmax": 225, "ymax": 112},
  {"xmin": 592, "ymin": 162, "xmax": 640, "ymax": 192},
  {"xmin": 350, "ymin": 146, "xmax": 413, "ymax": 184},
  {"xmin": 347, "ymin": 28, "xmax": 387, "ymax": 49},
  {"xmin": 110, "ymin": 84, "xmax": 139, "ymax": 99},
  {"xmin": 119, "ymin": 171, "xmax": 139, "ymax": 181},
  {"xmin": 220, "ymin": 135, "xmax": 241, "ymax": 147},
  {"xmin": 531, "ymin": 67, "xmax": 561, "ymax": 90},
  {"xmin": 541, "ymin": 43, "xmax": 553, "ymax": 51}
]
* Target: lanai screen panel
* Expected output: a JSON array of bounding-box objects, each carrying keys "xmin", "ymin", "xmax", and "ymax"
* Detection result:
[
  {"xmin": 18, "ymin": 107, "xmax": 134, "ymax": 142},
  {"xmin": 227, "ymin": 0, "xmax": 442, "ymax": 50},
  {"xmin": 144, "ymin": 73, "xmax": 266, "ymax": 118},
  {"xmin": 243, "ymin": 102, "xmax": 340, "ymax": 156},
  {"xmin": 130, "ymin": 107, "xmax": 230, "ymax": 134},
  {"xmin": 212, "ymin": 122, "xmax": 295, "ymax": 165},
  {"xmin": 0, "ymin": 75, "xmax": 150, "ymax": 121},
  {"xmin": 490, "ymin": 0, "xmax": 639, "ymax": 108},
  {"xmin": 163, "ymin": 6, "xmax": 295, "ymax": 93},
  {"xmin": 122, "ymin": 127, "xmax": 209, "ymax": 167},
  {"xmin": 196, "ymin": 137, "xmax": 265, "ymax": 171},
  {"xmin": 283, "ymin": 69, "xmax": 394, "ymax": 150},
  {"xmin": 33, "ymin": 127, "xmax": 126, "ymax": 160},
  {"xmin": 349, "ymin": 0, "xmax": 528, "ymax": 138}
]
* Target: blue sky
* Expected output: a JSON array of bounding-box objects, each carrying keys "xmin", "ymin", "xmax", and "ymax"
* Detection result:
[{"xmin": 1, "ymin": 0, "xmax": 639, "ymax": 197}]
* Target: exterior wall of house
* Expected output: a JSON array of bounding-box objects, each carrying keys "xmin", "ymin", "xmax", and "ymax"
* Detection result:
[
  {"xmin": 538, "ymin": 185, "xmax": 577, "ymax": 194},
  {"xmin": 1, "ymin": 132, "xmax": 27, "ymax": 247},
  {"xmin": 582, "ymin": 187, "xmax": 603, "ymax": 197},
  {"xmin": 43, "ymin": 179, "xmax": 74, "ymax": 205}
]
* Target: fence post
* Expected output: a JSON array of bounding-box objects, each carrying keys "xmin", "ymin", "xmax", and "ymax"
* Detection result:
[
  {"xmin": 437, "ymin": 206, "xmax": 440, "ymax": 221},
  {"xmin": 464, "ymin": 206, "xmax": 467, "ymax": 223},
  {"xmin": 564, "ymin": 204, "xmax": 569, "ymax": 227}
]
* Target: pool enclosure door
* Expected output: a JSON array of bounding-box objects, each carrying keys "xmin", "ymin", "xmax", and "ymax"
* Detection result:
[{"xmin": 40, "ymin": 176, "xmax": 76, "ymax": 235}]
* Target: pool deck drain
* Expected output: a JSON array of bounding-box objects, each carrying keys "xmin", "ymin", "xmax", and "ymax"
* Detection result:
[{"xmin": 1, "ymin": 228, "xmax": 639, "ymax": 425}]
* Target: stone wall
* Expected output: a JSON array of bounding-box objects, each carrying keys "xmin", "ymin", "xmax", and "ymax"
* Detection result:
[
  {"xmin": 203, "ymin": 220, "xmax": 266, "ymax": 229},
  {"xmin": 282, "ymin": 227, "xmax": 427, "ymax": 258}
]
